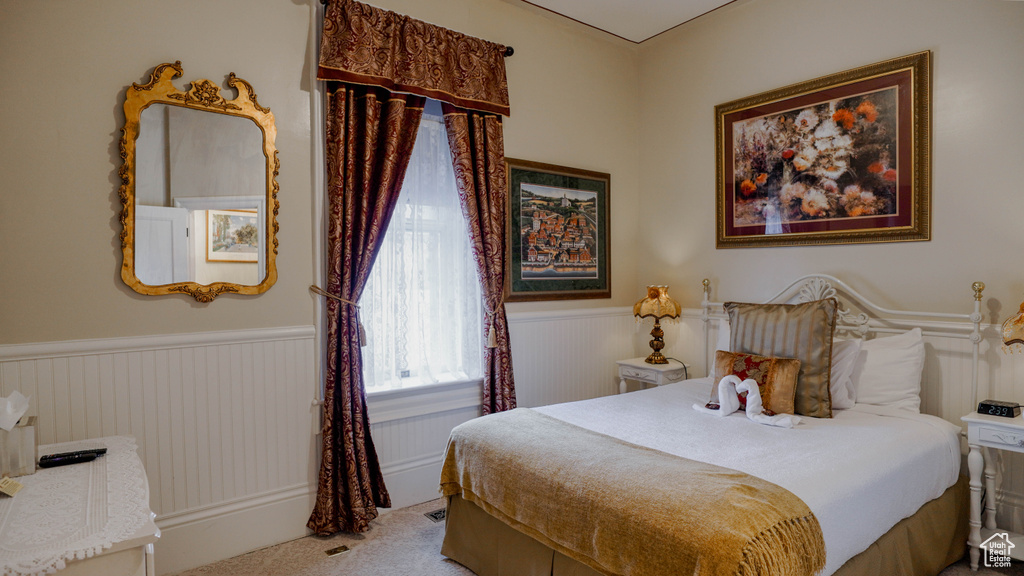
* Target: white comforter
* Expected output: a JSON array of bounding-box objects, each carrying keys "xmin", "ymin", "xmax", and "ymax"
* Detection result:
[{"xmin": 535, "ymin": 377, "xmax": 961, "ymax": 576}]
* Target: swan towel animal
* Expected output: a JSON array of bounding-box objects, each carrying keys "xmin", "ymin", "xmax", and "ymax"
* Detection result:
[{"xmin": 693, "ymin": 375, "xmax": 802, "ymax": 429}]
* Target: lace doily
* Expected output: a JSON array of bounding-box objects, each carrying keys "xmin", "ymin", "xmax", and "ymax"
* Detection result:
[{"xmin": 0, "ymin": 436, "xmax": 154, "ymax": 576}]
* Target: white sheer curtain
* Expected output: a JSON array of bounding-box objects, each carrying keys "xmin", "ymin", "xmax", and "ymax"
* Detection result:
[{"xmin": 360, "ymin": 111, "xmax": 483, "ymax": 393}]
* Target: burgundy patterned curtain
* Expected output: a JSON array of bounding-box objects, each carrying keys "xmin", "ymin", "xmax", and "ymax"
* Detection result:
[
  {"xmin": 310, "ymin": 0, "xmax": 513, "ymax": 534},
  {"xmin": 443, "ymin": 104, "xmax": 516, "ymax": 414},
  {"xmin": 307, "ymin": 83, "xmax": 425, "ymax": 535},
  {"xmin": 319, "ymin": 0, "xmax": 510, "ymax": 116}
]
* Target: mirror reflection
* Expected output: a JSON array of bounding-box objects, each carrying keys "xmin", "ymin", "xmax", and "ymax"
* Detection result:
[{"xmin": 134, "ymin": 103, "xmax": 266, "ymax": 286}]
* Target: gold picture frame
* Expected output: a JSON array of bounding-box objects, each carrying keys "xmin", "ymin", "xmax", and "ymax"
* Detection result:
[
  {"xmin": 715, "ymin": 51, "xmax": 931, "ymax": 248},
  {"xmin": 119, "ymin": 62, "xmax": 279, "ymax": 302}
]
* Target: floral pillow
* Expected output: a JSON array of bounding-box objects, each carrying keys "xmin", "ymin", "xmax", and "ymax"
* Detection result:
[{"xmin": 709, "ymin": 350, "xmax": 801, "ymax": 416}]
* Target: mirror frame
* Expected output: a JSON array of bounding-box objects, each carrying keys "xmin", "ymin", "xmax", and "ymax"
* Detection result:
[{"xmin": 119, "ymin": 61, "xmax": 279, "ymax": 302}]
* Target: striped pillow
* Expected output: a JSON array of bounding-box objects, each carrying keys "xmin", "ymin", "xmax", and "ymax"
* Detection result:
[{"xmin": 724, "ymin": 298, "xmax": 838, "ymax": 418}]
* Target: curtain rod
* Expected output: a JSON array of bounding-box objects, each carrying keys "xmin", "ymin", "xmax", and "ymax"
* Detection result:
[{"xmin": 319, "ymin": 0, "xmax": 514, "ymax": 57}]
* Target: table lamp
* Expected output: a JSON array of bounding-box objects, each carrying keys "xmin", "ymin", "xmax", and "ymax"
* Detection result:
[
  {"xmin": 1003, "ymin": 297, "xmax": 1024, "ymax": 352},
  {"xmin": 633, "ymin": 285, "xmax": 681, "ymax": 364}
]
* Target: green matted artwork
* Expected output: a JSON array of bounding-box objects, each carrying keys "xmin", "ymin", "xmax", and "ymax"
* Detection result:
[{"xmin": 505, "ymin": 158, "xmax": 610, "ymax": 302}]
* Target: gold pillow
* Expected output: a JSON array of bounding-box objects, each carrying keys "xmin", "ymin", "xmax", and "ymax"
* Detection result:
[
  {"xmin": 709, "ymin": 350, "xmax": 800, "ymax": 416},
  {"xmin": 724, "ymin": 298, "xmax": 838, "ymax": 418}
]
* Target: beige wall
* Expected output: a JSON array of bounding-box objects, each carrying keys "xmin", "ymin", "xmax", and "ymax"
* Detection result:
[
  {"xmin": 370, "ymin": 0, "xmax": 643, "ymax": 314},
  {"xmin": 11, "ymin": 0, "xmax": 1014, "ymax": 352},
  {"xmin": 0, "ymin": 0, "xmax": 641, "ymax": 345},
  {"xmin": 0, "ymin": 0, "xmax": 317, "ymax": 344},
  {"xmin": 636, "ymin": 0, "xmax": 1024, "ymax": 318}
]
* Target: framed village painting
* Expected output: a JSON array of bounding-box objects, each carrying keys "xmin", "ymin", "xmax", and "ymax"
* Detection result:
[
  {"xmin": 505, "ymin": 159, "xmax": 610, "ymax": 301},
  {"xmin": 716, "ymin": 51, "xmax": 931, "ymax": 248}
]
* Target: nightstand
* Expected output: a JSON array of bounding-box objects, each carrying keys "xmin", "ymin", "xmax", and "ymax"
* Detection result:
[
  {"xmin": 961, "ymin": 412, "xmax": 1024, "ymax": 570},
  {"xmin": 0, "ymin": 436, "xmax": 158, "ymax": 576},
  {"xmin": 616, "ymin": 357, "xmax": 688, "ymax": 394}
]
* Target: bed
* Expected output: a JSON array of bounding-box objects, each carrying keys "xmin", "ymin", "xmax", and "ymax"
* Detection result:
[{"xmin": 440, "ymin": 275, "xmax": 984, "ymax": 576}]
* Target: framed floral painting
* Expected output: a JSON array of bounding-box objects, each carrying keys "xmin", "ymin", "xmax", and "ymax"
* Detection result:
[
  {"xmin": 505, "ymin": 158, "xmax": 610, "ymax": 301},
  {"xmin": 715, "ymin": 51, "xmax": 931, "ymax": 248}
]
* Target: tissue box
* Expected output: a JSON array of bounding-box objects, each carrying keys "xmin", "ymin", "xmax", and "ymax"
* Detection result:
[{"xmin": 0, "ymin": 416, "xmax": 37, "ymax": 477}]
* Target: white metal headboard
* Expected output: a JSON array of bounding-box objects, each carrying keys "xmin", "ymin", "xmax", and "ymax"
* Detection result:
[{"xmin": 700, "ymin": 274, "xmax": 986, "ymax": 407}]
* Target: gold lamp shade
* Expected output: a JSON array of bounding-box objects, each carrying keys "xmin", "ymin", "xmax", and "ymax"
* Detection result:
[
  {"xmin": 1003, "ymin": 300, "xmax": 1024, "ymax": 351},
  {"xmin": 634, "ymin": 285, "xmax": 681, "ymax": 364}
]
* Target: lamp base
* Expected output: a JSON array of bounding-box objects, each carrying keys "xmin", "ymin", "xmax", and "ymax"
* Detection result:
[
  {"xmin": 645, "ymin": 318, "xmax": 668, "ymax": 364},
  {"xmin": 644, "ymin": 351, "xmax": 669, "ymax": 364}
]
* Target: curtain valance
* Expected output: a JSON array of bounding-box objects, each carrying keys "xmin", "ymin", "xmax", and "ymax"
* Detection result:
[{"xmin": 318, "ymin": 0, "xmax": 510, "ymax": 116}]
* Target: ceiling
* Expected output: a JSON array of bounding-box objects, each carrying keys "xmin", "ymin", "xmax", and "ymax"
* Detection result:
[{"xmin": 519, "ymin": 0, "xmax": 736, "ymax": 43}]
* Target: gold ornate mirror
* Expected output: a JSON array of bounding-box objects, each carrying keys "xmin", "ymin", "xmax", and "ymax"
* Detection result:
[{"xmin": 119, "ymin": 62, "xmax": 279, "ymax": 302}]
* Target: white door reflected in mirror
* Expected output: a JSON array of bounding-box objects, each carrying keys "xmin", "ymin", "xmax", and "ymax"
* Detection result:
[{"xmin": 135, "ymin": 205, "xmax": 188, "ymax": 285}]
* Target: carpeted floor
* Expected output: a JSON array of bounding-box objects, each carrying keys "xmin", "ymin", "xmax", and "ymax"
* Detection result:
[
  {"xmin": 944, "ymin": 557, "xmax": 1024, "ymax": 576},
  {"xmin": 168, "ymin": 499, "xmax": 472, "ymax": 576},
  {"xmin": 168, "ymin": 498, "xmax": 1023, "ymax": 576}
]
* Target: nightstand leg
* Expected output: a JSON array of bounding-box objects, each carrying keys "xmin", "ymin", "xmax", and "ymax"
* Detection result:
[
  {"xmin": 983, "ymin": 446, "xmax": 998, "ymax": 530},
  {"xmin": 619, "ymin": 378, "xmax": 627, "ymax": 394},
  {"xmin": 968, "ymin": 443, "xmax": 983, "ymax": 571}
]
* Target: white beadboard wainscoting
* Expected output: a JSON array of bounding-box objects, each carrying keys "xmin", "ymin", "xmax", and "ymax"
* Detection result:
[
  {"xmin": 365, "ymin": 307, "xmax": 640, "ymax": 510},
  {"xmin": 367, "ymin": 379, "xmax": 483, "ymax": 509},
  {"xmin": 3, "ymin": 309, "xmax": 1024, "ymax": 573},
  {"xmin": 0, "ymin": 310, "xmax": 643, "ymax": 574},
  {"xmin": 508, "ymin": 307, "xmax": 638, "ymax": 404},
  {"xmin": 0, "ymin": 326, "xmax": 319, "ymax": 575}
]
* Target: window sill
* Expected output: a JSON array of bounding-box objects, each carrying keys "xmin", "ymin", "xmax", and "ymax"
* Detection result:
[
  {"xmin": 365, "ymin": 378, "xmax": 483, "ymax": 424},
  {"xmin": 365, "ymin": 376, "xmax": 482, "ymax": 400}
]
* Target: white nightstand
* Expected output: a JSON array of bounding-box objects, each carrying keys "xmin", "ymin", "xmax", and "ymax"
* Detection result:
[
  {"xmin": 616, "ymin": 357, "xmax": 688, "ymax": 394},
  {"xmin": 0, "ymin": 436, "xmax": 159, "ymax": 576},
  {"xmin": 961, "ymin": 412, "xmax": 1024, "ymax": 570}
]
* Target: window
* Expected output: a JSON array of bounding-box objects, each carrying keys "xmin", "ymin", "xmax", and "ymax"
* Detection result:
[{"xmin": 360, "ymin": 106, "xmax": 483, "ymax": 394}]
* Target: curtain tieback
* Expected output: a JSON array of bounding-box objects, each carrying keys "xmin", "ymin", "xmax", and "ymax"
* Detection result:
[
  {"xmin": 309, "ymin": 284, "xmax": 358, "ymax": 306},
  {"xmin": 484, "ymin": 297, "xmax": 506, "ymax": 349},
  {"xmin": 310, "ymin": 285, "xmax": 367, "ymax": 345}
]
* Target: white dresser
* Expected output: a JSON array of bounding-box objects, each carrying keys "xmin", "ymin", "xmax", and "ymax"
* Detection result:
[{"xmin": 0, "ymin": 436, "xmax": 159, "ymax": 576}]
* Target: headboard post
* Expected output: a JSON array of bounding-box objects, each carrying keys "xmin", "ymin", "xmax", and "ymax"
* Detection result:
[
  {"xmin": 970, "ymin": 281, "xmax": 985, "ymax": 408},
  {"xmin": 701, "ymin": 279, "xmax": 711, "ymax": 377}
]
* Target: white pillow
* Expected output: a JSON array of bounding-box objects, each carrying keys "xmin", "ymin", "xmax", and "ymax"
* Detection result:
[
  {"xmin": 719, "ymin": 319, "xmax": 863, "ymax": 410},
  {"xmin": 828, "ymin": 339, "xmax": 862, "ymax": 410},
  {"xmin": 716, "ymin": 319, "xmax": 731, "ymax": 352},
  {"xmin": 850, "ymin": 328, "xmax": 925, "ymax": 412},
  {"xmin": 718, "ymin": 320, "xmax": 861, "ymax": 410}
]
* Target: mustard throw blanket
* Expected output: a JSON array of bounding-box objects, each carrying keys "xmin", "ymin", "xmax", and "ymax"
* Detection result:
[{"xmin": 440, "ymin": 408, "xmax": 826, "ymax": 576}]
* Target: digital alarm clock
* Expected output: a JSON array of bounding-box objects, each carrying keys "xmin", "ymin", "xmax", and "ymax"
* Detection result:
[{"xmin": 978, "ymin": 399, "xmax": 1022, "ymax": 418}]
